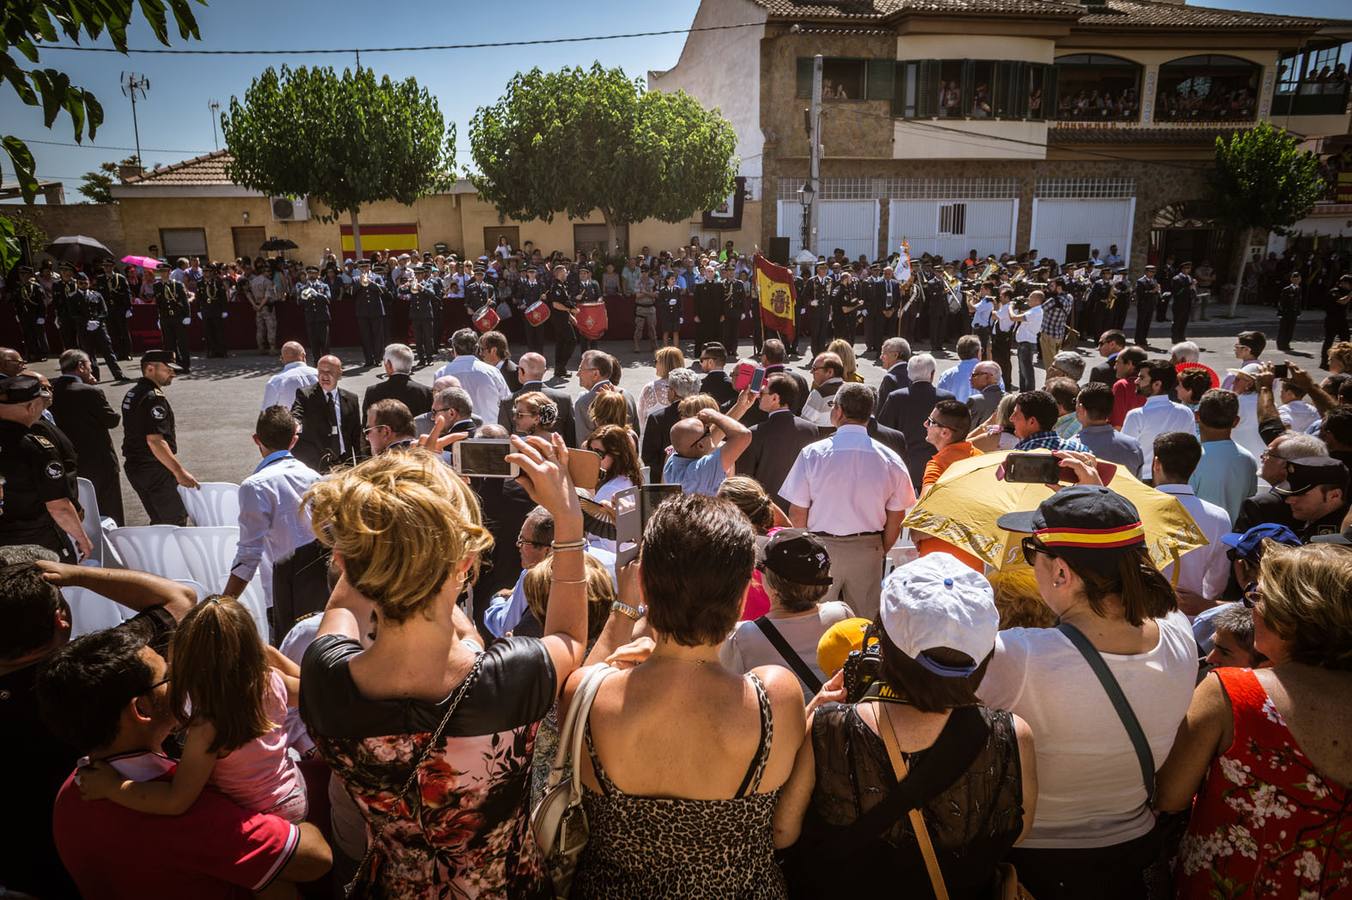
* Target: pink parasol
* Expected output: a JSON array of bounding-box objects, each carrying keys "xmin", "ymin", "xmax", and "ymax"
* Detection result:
[{"xmin": 120, "ymin": 255, "xmax": 163, "ymax": 269}]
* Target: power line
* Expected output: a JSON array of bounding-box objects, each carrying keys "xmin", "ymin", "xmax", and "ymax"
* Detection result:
[
  {"xmin": 33, "ymin": 20, "xmax": 765, "ymax": 56},
  {"xmin": 18, "ymin": 137, "xmax": 211, "ymax": 154}
]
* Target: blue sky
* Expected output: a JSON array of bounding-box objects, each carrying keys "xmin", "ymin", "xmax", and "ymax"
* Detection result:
[{"xmin": 2, "ymin": 0, "xmax": 1346, "ymax": 201}]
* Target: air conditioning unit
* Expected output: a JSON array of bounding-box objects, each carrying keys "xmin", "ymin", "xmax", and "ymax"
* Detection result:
[{"xmin": 271, "ymin": 195, "xmax": 310, "ymax": 222}]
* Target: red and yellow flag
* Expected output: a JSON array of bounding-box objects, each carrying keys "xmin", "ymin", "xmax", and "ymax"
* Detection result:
[{"xmin": 754, "ymin": 253, "xmax": 796, "ymax": 342}]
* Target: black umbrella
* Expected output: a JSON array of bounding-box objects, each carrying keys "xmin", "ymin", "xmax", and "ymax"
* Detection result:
[
  {"xmin": 44, "ymin": 235, "xmax": 114, "ymax": 266},
  {"xmin": 260, "ymin": 237, "xmax": 299, "ymax": 251}
]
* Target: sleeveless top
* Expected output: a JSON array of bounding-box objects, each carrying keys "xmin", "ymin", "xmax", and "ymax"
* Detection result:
[
  {"xmin": 569, "ymin": 673, "xmax": 786, "ymax": 900},
  {"xmin": 794, "ymin": 704, "xmax": 1023, "ymax": 899},
  {"xmin": 1177, "ymin": 667, "xmax": 1352, "ymax": 899}
]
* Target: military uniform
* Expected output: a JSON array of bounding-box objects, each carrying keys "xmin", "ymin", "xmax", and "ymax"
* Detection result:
[
  {"xmin": 152, "ymin": 270, "xmax": 193, "ymax": 371},
  {"xmin": 1134, "ymin": 270, "xmax": 1160, "ymax": 347},
  {"xmin": 803, "ymin": 270, "xmax": 833, "ymax": 356},
  {"xmin": 54, "ymin": 272, "xmax": 81, "ymax": 352},
  {"xmin": 723, "ymin": 271, "xmax": 748, "ymax": 356},
  {"xmin": 862, "ymin": 268, "xmax": 884, "ymax": 352},
  {"xmin": 516, "ymin": 272, "xmax": 547, "ymax": 354},
  {"xmin": 406, "ymin": 266, "xmax": 437, "ymax": 366},
  {"xmin": 121, "ymin": 353, "xmax": 187, "ymax": 525},
  {"xmin": 693, "ymin": 274, "xmax": 723, "ymax": 355},
  {"xmin": 199, "ymin": 269, "xmax": 231, "ymax": 358},
  {"xmin": 352, "ymin": 263, "xmax": 388, "ymax": 367},
  {"xmin": 72, "ymin": 276, "xmax": 124, "ymax": 381},
  {"xmin": 0, "ymin": 378, "xmax": 76, "ymax": 561},
  {"xmin": 97, "ymin": 266, "xmax": 135, "ymax": 358},
  {"xmin": 573, "ymin": 273, "xmax": 603, "ymax": 352},
  {"xmin": 464, "ymin": 275, "xmax": 493, "ymax": 325},
  {"xmin": 299, "ymin": 267, "xmax": 332, "ymax": 358},
  {"xmin": 830, "ymin": 276, "xmax": 862, "ymax": 344},
  {"xmin": 1277, "ymin": 278, "xmax": 1302, "ymax": 352},
  {"xmin": 11, "ymin": 267, "xmax": 49, "ymax": 361},
  {"xmin": 547, "ymin": 271, "xmax": 578, "ymax": 376},
  {"xmin": 656, "ymin": 281, "xmax": 683, "ymax": 341},
  {"xmin": 1169, "ymin": 266, "xmax": 1196, "ymax": 345}
]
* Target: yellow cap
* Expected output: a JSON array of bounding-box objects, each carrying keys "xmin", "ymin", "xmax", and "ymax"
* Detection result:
[{"xmin": 816, "ymin": 617, "xmax": 872, "ymax": 678}]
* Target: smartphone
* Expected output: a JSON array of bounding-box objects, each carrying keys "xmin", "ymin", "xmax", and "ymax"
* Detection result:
[
  {"xmin": 749, "ymin": 366, "xmax": 766, "ymax": 394},
  {"xmin": 1272, "ymin": 363, "xmax": 1290, "ymax": 379},
  {"xmin": 614, "ymin": 485, "xmax": 682, "ymax": 565},
  {"xmin": 1002, "ymin": 452, "xmax": 1062, "ymax": 484},
  {"xmin": 452, "ymin": 439, "xmax": 520, "ymax": 479}
]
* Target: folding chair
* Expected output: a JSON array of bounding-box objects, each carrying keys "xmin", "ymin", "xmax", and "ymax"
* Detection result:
[
  {"xmin": 175, "ymin": 526, "xmax": 271, "ymax": 642},
  {"xmin": 63, "ymin": 586, "xmax": 136, "ymax": 638},
  {"xmin": 105, "ymin": 526, "xmax": 192, "ymax": 581},
  {"xmin": 178, "ymin": 482, "xmax": 241, "ymax": 528}
]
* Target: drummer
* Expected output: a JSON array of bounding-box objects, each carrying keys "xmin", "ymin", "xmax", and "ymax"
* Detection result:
[
  {"xmin": 547, "ymin": 263, "xmax": 577, "ymax": 379},
  {"xmin": 516, "ymin": 265, "xmax": 548, "ymax": 355},
  {"xmin": 574, "ymin": 264, "xmax": 603, "ymax": 354}
]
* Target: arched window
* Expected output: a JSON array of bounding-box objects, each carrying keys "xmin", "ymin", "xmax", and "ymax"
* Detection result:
[
  {"xmin": 1155, "ymin": 55, "xmax": 1261, "ymax": 122},
  {"xmin": 1053, "ymin": 54, "xmax": 1142, "ymax": 121}
]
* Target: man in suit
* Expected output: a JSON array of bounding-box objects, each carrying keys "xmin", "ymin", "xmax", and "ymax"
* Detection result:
[
  {"xmin": 49, "ymin": 349, "xmax": 124, "ymax": 525},
  {"xmin": 735, "ymin": 373, "xmax": 819, "ymax": 510},
  {"xmin": 876, "ymin": 337, "xmax": 911, "ymax": 415},
  {"xmin": 698, "ymin": 342, "xmax": 737, "ymax": 410},
  {"xmin": 641, "ymin": 367, "xmax": 702, "ymax": 482},
  {"xmin": 467, "ymin": 423, "xmax": 536, "ymax": 634},
  {"xmin": 478, "ymin": 330, "xmax": 521, "ymax": 392},
  {"xmin": 868, "ymin": 413, "xmax": 908, "ymax": 461},
  {"xmin": 574, "ymin": 350, "xmax": 637, "ymax": 437},
  {"xmin": 966, "ymin": 361, "xmax": 1005, "ymax": 426},
  {"xmin": 362, "ymin": 343, "xmax": 433, "ymax": 422},
  {"xmin": 1091, "ymin": 330, "xmax": 1127, "ymax": 385},
  {"xmin": 291, "ymin": 354, "xmax": 361, "ymax": 473},
  {"xmin": 878, "ymin": 352, "xmax": 954, "ymax": 491},
  {"xmin": 499, "ymin": 351, "xmax": 577, "ymax": 446}
]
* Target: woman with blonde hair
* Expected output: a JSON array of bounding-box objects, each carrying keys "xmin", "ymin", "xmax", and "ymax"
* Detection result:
[
  {"xmin": 828, "ymin": 338, "xmax": 865, "ymax": 383},
  {"xmin": 511, "ymin": 390, "xmax": 559, "ymax": 438},
  {"xmin": 589, "ymin": 390, "xmax": 636, "ymax": 446},
  {"xmin": 298, "ymin": 440, "xmax": 588, "ymax": 896},
  {"xmin": 638, "ymin": 346, "xmax": 686, "ymax": 426}
]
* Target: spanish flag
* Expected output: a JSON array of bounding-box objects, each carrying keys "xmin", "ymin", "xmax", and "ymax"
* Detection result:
[{"xmin": 754, "ymin": 253, "xmax": 796, "ymax": 343}]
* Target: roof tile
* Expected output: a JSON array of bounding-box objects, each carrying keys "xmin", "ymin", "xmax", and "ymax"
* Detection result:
[
  {"xmin": 748, "ymin": 0, "xmax": 1326, "ymax": 29},
  {"xmin": 122, "ymin": 150, "xmax": 234, "ymax": 185}
]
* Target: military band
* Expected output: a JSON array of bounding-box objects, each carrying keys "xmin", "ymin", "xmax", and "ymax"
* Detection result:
[
  {"xmin": 96, "ymin": 257, "xmax": 135, "ymax": 359},
  {"xmin": 200, "ymin": 263, "xmax": 231, "ymax": 358}
]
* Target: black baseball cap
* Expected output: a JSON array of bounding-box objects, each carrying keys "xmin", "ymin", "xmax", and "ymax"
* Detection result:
[
  {"xmin": 139, "ymin": 349, "xmax": 184, "ymax": 372},
  {"xmin": 998, "ymin": 486, "xmax": 1145, "ymax": 564},
  {"xmin": 757, "ymin": 529, "xmax": 833, "ymax": 586},
  {"xmin": 1272, "ymin": 457, "xmax": 1349, "ymax": 497},
  {"xmin": 0, "ymin": 375, "xmax": 45, "ymax": 404}
]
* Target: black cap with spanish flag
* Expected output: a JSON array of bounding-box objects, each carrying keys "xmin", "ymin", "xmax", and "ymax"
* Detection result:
[{"xmin": 997, "ymin": 486, "xmax": 1145, "ymax": 562}]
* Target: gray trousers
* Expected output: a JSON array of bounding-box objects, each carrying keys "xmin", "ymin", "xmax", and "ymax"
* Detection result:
[{"xmin": 814, "ymin": 533, "xmax": 885, "ymax": 621}]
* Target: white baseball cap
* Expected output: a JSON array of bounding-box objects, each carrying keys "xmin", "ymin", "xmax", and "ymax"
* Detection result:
[
  {"xmin": 879, "ymin": 553, "xmax": 999, "ymax": 677},
  {"xmin": 1225, "ymin": 362, "xmax": 1263, "ymax": 379}
]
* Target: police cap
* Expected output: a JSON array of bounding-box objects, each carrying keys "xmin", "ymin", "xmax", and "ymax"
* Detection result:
[
  {"xmin": 140, "ymin": 349, "xmax": 185, "ymax": 372},
  {"xmin": 0, "ymin": 375, "xmax": 45, "ymax": 404}
]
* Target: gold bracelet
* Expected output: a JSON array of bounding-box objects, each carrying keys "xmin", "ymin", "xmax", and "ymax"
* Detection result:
[
  {"xmin": 610, "ymin": 600, "xmax": 646, "ymax": 621},
  {"xmin": 551, "ymin": 539, "xmax": 586, "ymax": 552},
  {"xmin": 551, "ymin": 577, "xmax": 588, "ymax": 584}
]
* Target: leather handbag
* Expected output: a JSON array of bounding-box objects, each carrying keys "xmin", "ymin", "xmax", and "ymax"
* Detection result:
[{"xmin": 531, "ymin": 665, "xmax": 614, "ymax": 899}]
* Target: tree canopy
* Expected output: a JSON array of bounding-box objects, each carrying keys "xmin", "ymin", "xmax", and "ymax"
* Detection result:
[
  {"xmin": 1, "ymin": 0, "xmax": 203, "ymax": 269},
  {"xmin": 469, "ymin": 63, "xmax": 738, "ymax": 252},
  {"xmin": 79, "ymin": 156, "xmax": 140, "ymax": 204},
  {"xmin": 221, "ymin": 65, "xmax": 456, "ymax": 258}
]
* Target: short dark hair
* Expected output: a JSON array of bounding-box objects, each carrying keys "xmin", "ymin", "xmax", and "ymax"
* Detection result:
[
  {"xmin": 1197, "ymin": 389, "xmax": 1239, "ymax": 430},
  {"xmin": 1077, "ymin": 382, "xmax": 1114, "ymax": 422},
  {"xmin": 763, "ymin": 569, "xmax": 829, "ymax": 613},
  {"xmin": 1143, "ymin": 360, "xmax": 1178, "ymax": 394},
  {"xmin": 762, "ymin": 339, "xmax": 786, "ymax": 364},
  {"xmin": 1044, "ymin": 377, "xmax": 1079, "ymax": 415},
  {"xmin": 1237, "ymin": 330, "xmax": 1266, "ymax": 357},
  {"xmin": 37, "ymin": 626, "xmax": 155, "ymax": 753},
  {"xmin": 451, "ymin": 328, "xmax": 479, "ymax": 356},
  {"xmin": 815, "ymin": 353, "xmax": 844, "ymax": 380},
  {"xmin": 369, "ymin": 398, "xmax": 416, "ymax": 437},
  {"xmin": 1014, "ymin": 390, "xmax": 1059, "ymax": 432},
  {"xmin": 835, "ymin": 383, "xmax": 874, "ymax": 421},
  {"xmin": 0, "ymin": 562, "xmax": 63, "ymax": 660},
  {"xmin": 641, "ymin": 494, "xmax": 754, "ymax": 647},
  {"xmin": 1178, "ymin": 368, "xmax": 1213, "ymax": 401},
  {"xmin": 255, "ymin": 405, "xmax": 298, "ymax": 452},
  {"xmin": 1060, "ymin": 544, "xmax": 1178, "ymax": 627},
  {"xmin": 478, "ymin": 330, "xmax": 508, "ymax": 358},
  {"xmin": 878, "ymin": 627, "xmax": 990, "ymax": 713},
  {"xmin": 1117, "ymin": 346, "xmax": 1148, "ymax": 372},
  {"xmin": 765, "ymin": 373, "xmax": 799, "ymax": 409},
  {"xmin": 931, "ymin": 398, "xmax": 971, "ymax": 434},
  {"xmin": 700, "ymin": 343, "xmax": 727, "ymax": 366},
  {"xmin": 1325, "ymin": 373, "xmax": 1352, "ymax": 397},
  {"xmin": 1100, "ymin": 329, "xmax": 1126, "ymax": 349},
  {"xmin": 1323, "ymin": 407, "xmax": 1352, "ymax": 447},
  {"xmin": 1154, "ymin": 431, "xmax": 1202, "ymax": 481}
]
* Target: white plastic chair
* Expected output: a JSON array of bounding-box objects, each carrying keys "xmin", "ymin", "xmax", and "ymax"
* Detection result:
[
  {"xmin": 63, "ymin": 586, "xmax": 136, "ymax": 638},
  {"xmin": 178, "ymin": 482, "xmax": 241, "ymax": 527},
  {"xmin": 174, "ymin": 525, "xmax": 240, "ymax": 587},
  {"xmin": 76, "ymin": 477, "xmax": 118, "ymax": 565},
  {"xmin": 172, "ymin": 578, "xmax": 211, "ymax": 602},
  {"xmin": 106, "ymin": 525, "xmax": 192, "ymax": 581}
]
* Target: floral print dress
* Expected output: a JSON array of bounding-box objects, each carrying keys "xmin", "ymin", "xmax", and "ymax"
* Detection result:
[{"xmin": 1177, "ymin": 667, "xmax": 1351, "ymax": 899}]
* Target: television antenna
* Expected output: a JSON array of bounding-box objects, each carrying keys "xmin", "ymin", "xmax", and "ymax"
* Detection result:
[
  {"xmin": 121, "ymin": 72, "xmax": 150, "ymax": 164},
  {"xmin": 208, "ymin": 99, "xmax": 221, "ymax": 150}
]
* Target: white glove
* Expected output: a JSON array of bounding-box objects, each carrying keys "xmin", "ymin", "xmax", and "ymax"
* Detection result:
[
  {"xmin": 36, "ymin": 317, "xmax": 45, "ymax": 325},
  {"xmin": 125, "ymin": 309, "xmax": 134, "ymax": 318},
  {"xmin": 86, "ymin": 320, "xmax": 99, "ymax": 332},
  {"xmin": 222, "ymin": 311, "xmax": 229, "ymax": 319},
  {"xmin": 181, "ymin": 317, "xmax": 191, "ymax": 326},
  {"xmin": 196, "ymin": 312, "xmax": 203, "ymax": 320}
]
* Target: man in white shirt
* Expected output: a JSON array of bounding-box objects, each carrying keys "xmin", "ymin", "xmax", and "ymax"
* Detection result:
[
  {"xmin": 1121, "ymin": 359, "xmax": 1196, "ymax": 480},
  {"xmin": 1224, "ymin": 363, "xmax": 1267, "ymax": 460},
  {"xmin": 260, "ymin": 341, "xmax": 318, "ymax": 411},
  {"xmin": 1152, "ymin": 432, "xmax": 1232, "ymax": 615},
  {"xmin": 780, "ymin": 383, "xmax": 916, "ymax": 619},
  {"xmin": 1008, "ymin": 291, "xmax": 1044, "ymax": 392},
  {"xmin": 435, "ymin": 327, "xmax": 510, "ymax": 427}
]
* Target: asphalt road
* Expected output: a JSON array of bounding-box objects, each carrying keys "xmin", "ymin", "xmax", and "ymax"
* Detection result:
[{"xmin": 23, "ymin": 303, "xmax": 1332, "ymax": 526}]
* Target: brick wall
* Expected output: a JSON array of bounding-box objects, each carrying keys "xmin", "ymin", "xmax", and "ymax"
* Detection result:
[{"xmin": 14, "ymin": 203, "xmax": 126, "ymax": 256}]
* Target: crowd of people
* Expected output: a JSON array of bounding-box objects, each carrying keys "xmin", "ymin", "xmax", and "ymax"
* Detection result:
[{"xmin": 2, "ymin": 232, "xmax": 1352, "ymax": 900}]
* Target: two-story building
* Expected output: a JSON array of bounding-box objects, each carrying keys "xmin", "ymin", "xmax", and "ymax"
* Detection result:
[{"xmin": 650, "ymin": 0, "xmax": 1351, "ymax": 273}]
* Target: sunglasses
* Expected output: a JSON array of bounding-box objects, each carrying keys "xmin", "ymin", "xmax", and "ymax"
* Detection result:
[
  {"xmin": 1021, "ymin": 536, "xmax": 1056, "ymax": 566},
  {"xmin": 516, "ymin": 537, "xmax": 550, "ymax": 549}
]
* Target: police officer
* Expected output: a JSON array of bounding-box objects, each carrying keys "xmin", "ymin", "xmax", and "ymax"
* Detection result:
[
  {"xmin": 574, "ymin": 264, "xmax": 603, "ymax": 353},
  {"xmin": 803, "ymin": 261, "xmax": 833, "ymax": 356},
  {"xmin": 862, "ymin": 261, "xmax": 884, "ymax": 353},
  {"xmin": 547, "ymin": 263, "xmax": 578, "ymax": 378},
  {"xmin": 151, "ymin": 262, "xmax": 192, "ymax": 371},
  {"xmin": 1322, "ymin": 274, "xmax": 1352, "ymax": 370},
  {"xmin": 1134, "ymin": 264, "xmax": 1160, "ymax": 348},
  {"xmin": 1170, "ymin": 260, "xmax": 1196, "ymax": 345},
  {"xmin": 121, "ymin": 349, "xmax": 198, "ymax": 525},
  {"xmin": 516, "ymin": 265, "xmax": 547, "ymax": 354},
  {"xmin": 97, "ymin": 257, "xmax": 134, "ymax": 359},
  {"xmin": 54, "ymin": 262, "xmax": 81, "ymax": 352},
  {"xmin": 199, "ymin": 263, "xmax": 231, "ymax": 358},
  {"xmin": 692, "ymin": 264, "xmax": 722, "ymax": 356},
  {"xmin": 464, "ymin": 265, "xmax": 493, "ymax": 318},
  {"xmin": 406, "ymin": 264, "xmax": 437, "ymax": 367},
  {"xmin": 0, "ymin": 375, "xmax": 91, "ymax": 561},
  {"xmin": 352, "ymin": 259, "xmax": 387, "ymax": 367},
  {"xmin": 879, "ymin": 265, "xmax": 903, "ymax": 343},
  {"xmin": 722, "ymin": 262, "xmax": 747, "ymax": 357},
  {"xmin": 299, "ymin": 263, "xmax": 332, "ymax": 358},
  {"xmin": 11, "ymin": 265, "xmax": 49, "ymax": 361},
  {"xmin": 830, "ymin": 270, "xmax": 863, "ymax": 344},
  {"xmin": 71, "ymin": 271, "xmax": 125, "ymax": 382},
  {"xmin": 1277, "ymin": 269, "xmax": 1303, "ymax": 352}
]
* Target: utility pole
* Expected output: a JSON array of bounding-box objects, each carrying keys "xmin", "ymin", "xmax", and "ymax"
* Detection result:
[
  {"xmin": 121, "ymin": 72, "xmax": 150, "ymax": 165},
  {"xmin": 208, "ymin": 99, "xmax": 221, "ymax": 150},
  {"xmin": 808, "ymin": 55, "xmax": 822, "ymax": 258}
]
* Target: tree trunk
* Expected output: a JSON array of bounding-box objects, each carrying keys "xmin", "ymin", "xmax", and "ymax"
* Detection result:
[
  {"xmin": 1226, "ymin": 224, "xmax": 1254, "ymax": 317},
  {"xmin": 601, "ymin": 208, "xmax": 618, "ymax": 258},
  {"xmin": 350, "ymin": 208, "xmax": 363, "ymax": 261}
]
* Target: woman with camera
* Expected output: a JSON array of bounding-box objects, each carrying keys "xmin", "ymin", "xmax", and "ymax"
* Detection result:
[
  {"xmin": 772, "ymin": 553, "xmax": 1036, "ymax": 899},
  {"xmin": 980, "ymin": 456, "xmax": 1198, "ymax": 900}
]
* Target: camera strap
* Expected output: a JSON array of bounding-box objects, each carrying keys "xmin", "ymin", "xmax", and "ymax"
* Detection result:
[{"xmin": 751, "ymin": 617, "xmax": 822, "ymax": 694}]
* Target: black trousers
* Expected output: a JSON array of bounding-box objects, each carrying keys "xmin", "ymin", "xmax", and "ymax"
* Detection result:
[
  {"xmin": 1322, "ymin": 317, "xmax": 1349, "ymax": 368},
  {"xmin": 357, "ymin": 316, "xmax": 382, "ymax": 365},
  {"xmin": 125, "ymin": 462, "xmax": 187, "ymax": 525},
  {"xmin": 59, "ymin": 317, "xmax": 78, "ymax": 353},
  {"xmin": 1277, "ymin": 314, "xmax": 1298, "ymax": 350},
  {"xmin": 524, "ymin": 320, "xmax": 547, "ymax": 354},
  {"xmin": 269, "ymin": 539, "xmax": 332, "ymax": 645},
  {"xmin": 1170, "ymin": 297, "xmax": 1191, "ymax": 345},
  {"xmin": 832, "ymin": 310, "xmax": 857, "ymax": 345},
  {"xmin": 552, "ymin": 313, "xmax": 577, "ymax": 374},
  {"xmin": 1008, "ymin": 830, "xmax": 1157, "ymax": 900},
  {"xmin": 82, "ymin": 456, "xmax": 125, "ymax": 526},
  {"xmin": 694, "ymin": 317, "xmax": 721, "ymax": 356},
  {"xmin": 21, "ymin": 317, "xmax": 50, "ymax": 360},
  {"xmin": 411, "ymin": 318, "xmax": 435, "ymax": 364},
  {"xmin": 80, "ymin": 323, "xmax": 124, "ymax": 381},
  {"xmin": 205, "ymin": 316, "xmax": 229, "ymax": 358},
  {"xmin": 991, "ymin": 330, "xmax": 1014, "ymax": 388},
  {"xmin": 107, "ymin": 310, "xmax": 133, "ymax": 358},
  {"xmin": 864, "ymin": 299, "xmax": 883, "ymax": 351},
  {"xmin": 0, "ymin": 519, "xmax": 75, "ymax": 563},
  {"xmin": 810, "ymin": 305, "xmax": 831, "ymax": 356},
  {"xmin": 159, "ymin": 318, "xmax": 191, "ymax": 371},
  {"xmin": 928, "ymin": 307, "xmax": 946, "ymax": 353}
]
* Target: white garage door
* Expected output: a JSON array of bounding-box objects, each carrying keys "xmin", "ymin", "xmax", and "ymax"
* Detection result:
[
  {"xmin": 888, "ymin": 199, "xmax": 1017, "ymax": 261},
  {"xmin": 1031, "ymin": 199, "xmax": 1134, "ymax": 265},
  {"xmin": 777, "ymin": 199, "xmax": 878, "ymax": 260}
]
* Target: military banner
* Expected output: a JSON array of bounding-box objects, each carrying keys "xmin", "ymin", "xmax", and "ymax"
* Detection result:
[{"xmin": 754, "ymin": 253, "xmax": 796, "ymax": 342}]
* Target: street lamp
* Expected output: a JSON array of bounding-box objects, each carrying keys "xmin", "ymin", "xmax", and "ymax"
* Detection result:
[{"xmin": 798, "ymin": 180, "xmax": 815, "ymax": 258}]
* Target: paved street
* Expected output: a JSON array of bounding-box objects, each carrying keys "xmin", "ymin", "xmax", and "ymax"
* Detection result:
[{"xmin": 24, "ymin": 303, "xmax": 1332, "ymax": 525}]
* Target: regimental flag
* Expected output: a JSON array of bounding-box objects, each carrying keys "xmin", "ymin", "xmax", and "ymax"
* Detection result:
[
  {"xmin": 754, "ymin": 253, "xmax": 796, "ymax": 342},
  {"xmin": 896, "ymin": 239, "xmax": 913, "ymax": 284}
]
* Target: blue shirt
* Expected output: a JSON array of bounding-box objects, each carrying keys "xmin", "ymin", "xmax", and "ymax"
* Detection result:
[
  {"xmin": 1188, "ymin": 438, "xmax": 1258, "ymax": 525},
  {"xmin": 482, "ymin": 542, "xmax": 618, "ymax": 638},
  {"xmin": 1014, "ymin": 431, "xmax": 1088, "ymax": 453},
  {"xmin": 663, "ymin": 447, "xmax": 727, "ymax": 496},
  {"xmin": 936, "ymin": 358, "xmax": 978, "ymax": 403},
  {"xmin": 229, "ymin": 451, "xmax": 321, "ymax": 583},
  {"xmin": 1074, "ymin": 423, "xmax": 1144, "ymax": 474}
]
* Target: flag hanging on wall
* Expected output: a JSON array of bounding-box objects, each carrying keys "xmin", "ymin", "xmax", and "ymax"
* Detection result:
[{"xmin": 754, "ymin": 253, "xmax": 796, "ymax": 342}]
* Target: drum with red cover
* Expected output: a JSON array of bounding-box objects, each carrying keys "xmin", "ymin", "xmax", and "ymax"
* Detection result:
[
  {"xmin": 524, "ymin": 300, "xmax": 551, "ymax": 327},
  {"xmin": 575, "ymin": 301, "xmax": 608, "ymax": 340},
  {"xmin": 471, "ymin": 304, "xmax": 501, "ymax": 333}
]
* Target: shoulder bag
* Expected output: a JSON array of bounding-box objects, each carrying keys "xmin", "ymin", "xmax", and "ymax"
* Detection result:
[
  {"xmin": 531, "ymin": 664, "xmax": 615, "ymax": 899},
  {"xmin": 752, "ymin": 616, "xmax": 823, "ymax": 694}
]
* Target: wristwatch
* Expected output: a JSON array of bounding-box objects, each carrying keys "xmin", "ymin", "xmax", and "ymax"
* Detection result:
[{"xmin": 610, "ymin": 600, "xmax": 646, "ymax": 621}]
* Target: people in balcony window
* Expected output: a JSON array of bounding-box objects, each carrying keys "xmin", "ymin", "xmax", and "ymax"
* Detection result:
[
  {"xmin": 971, "ymin": 83, "xmax": 992, "ymax": 118},
  {"xmin": 941, "ymin": 81, "xmax": 961, "ymax": 116},
  {"xmin": 1029, "ymin": 87, "xmax": 1043, "ymax": 116}
]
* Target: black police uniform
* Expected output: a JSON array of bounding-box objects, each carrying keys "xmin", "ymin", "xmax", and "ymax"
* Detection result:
[
  {"xmin": 723, "ymin": 275, "xmax": 747, "ymax": 356},
  {"xmin": 516, "ymin": 275, "xmax": 547, "ymax": 354},
  {"xmin": 1277, "ymin": 280, "xmax": 1302, "ymax": 351},
  {"xmin": 1134, "ymin": 273, "xmax": 1160, "ymax": 347},
  {"xmin": 73, "ymin": 283, "xmax": 124, "ymax": 381},
  {"xmin": 352, "ymin": 271, "xmax": 388, "ymax": 367},
  {"xmin": 199, "ymin": 274, "xmax": 231, "ymax": 358},
  {"xmin": 121, "ymin": 375, "xmax": 187, "ymax": 525},
  {"xmin": 656, "ymin": 282, "xmax": 683, "ymax": 339},
  {"xmin": 12, "ymin": 272, "xmax": 49, "ymax": 361},
  {"xmin": 1169, "ymin": 269, "xmax": 1195, "ymax": 345},
  {"xmin": 693, "ymin": 276, "xmax": 723, "ymax": 355},
  {"xmin": 574, "ymin": 276, "xmax": 602, "ymax": 352},
  {"xmin": 406, "ymin": 281, "xmax": 437, "ymax": 367},
  {"xmin": 97, "ymin": 268, "xmax": 135, "ymax": 358},
  {"xmin": 1322, "ymin": 282, "xmax": 1352, "ymax": 369},
  {"xmin": 547, "ymin": 276, "xmax": 578, "ymax": 376},
  {"xmin": 54, "ymin": 277, "xmax": 81, "ymax": 352},
  {"xmin": 830, "ymin": 278, "xmax": 862, "ymax": 344},
  {"xmin": 152, "ymin": 277, "xmax": 192, "ymax": 371},
  {"xmin": 803, "ymin": 273, "xmax": 833, "ymax": 356},
  {"xmin": 0, "ymin": 418, "xmax": 76, "ymax": 562},
  {"xmin": 300, "ymin": 276, "xmax": 332, "ymax": 358}
]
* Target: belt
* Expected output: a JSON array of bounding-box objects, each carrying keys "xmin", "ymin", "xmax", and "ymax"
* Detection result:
[{"xmin": 811, "ymin": 530, "xmax": 882, "ymax": 539}]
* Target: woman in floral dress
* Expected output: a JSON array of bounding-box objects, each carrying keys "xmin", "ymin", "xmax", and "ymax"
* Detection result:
[{"xmin": 1157, "ymin": 542, "xmax": 1352, "ymax": 898}]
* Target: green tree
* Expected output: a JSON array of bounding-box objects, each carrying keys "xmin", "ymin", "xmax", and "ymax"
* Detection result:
[
  {"xmin": 470, "ymin": 64, "xmax": 737, "ymax": 253},
  {"xmin": 78, "ymin": 156, "xmax": 139, "ymax": 203},
  {"xmin": 1, "ymin": 1, "xmax": 204, "ymax": 270},
  {"xmin": 221, "ymin": 65, "xmax": 456, "ymax": 259},
  {"xmin": 1210, "ymin": 122, "xmax": 1326, "ymax": 315}
]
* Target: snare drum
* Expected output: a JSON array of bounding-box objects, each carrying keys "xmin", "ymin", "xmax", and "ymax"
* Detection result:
[
  {"xmin": 471, "ymin": 304, "xmax": 501, "ymax": 333},
  {"xmin": 575, "ymin": 301, "xmax": 608, "ymax": 340},
  {"xmin": 524, "ymin": 300, "xmax": 550, "ymax": 327}
]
